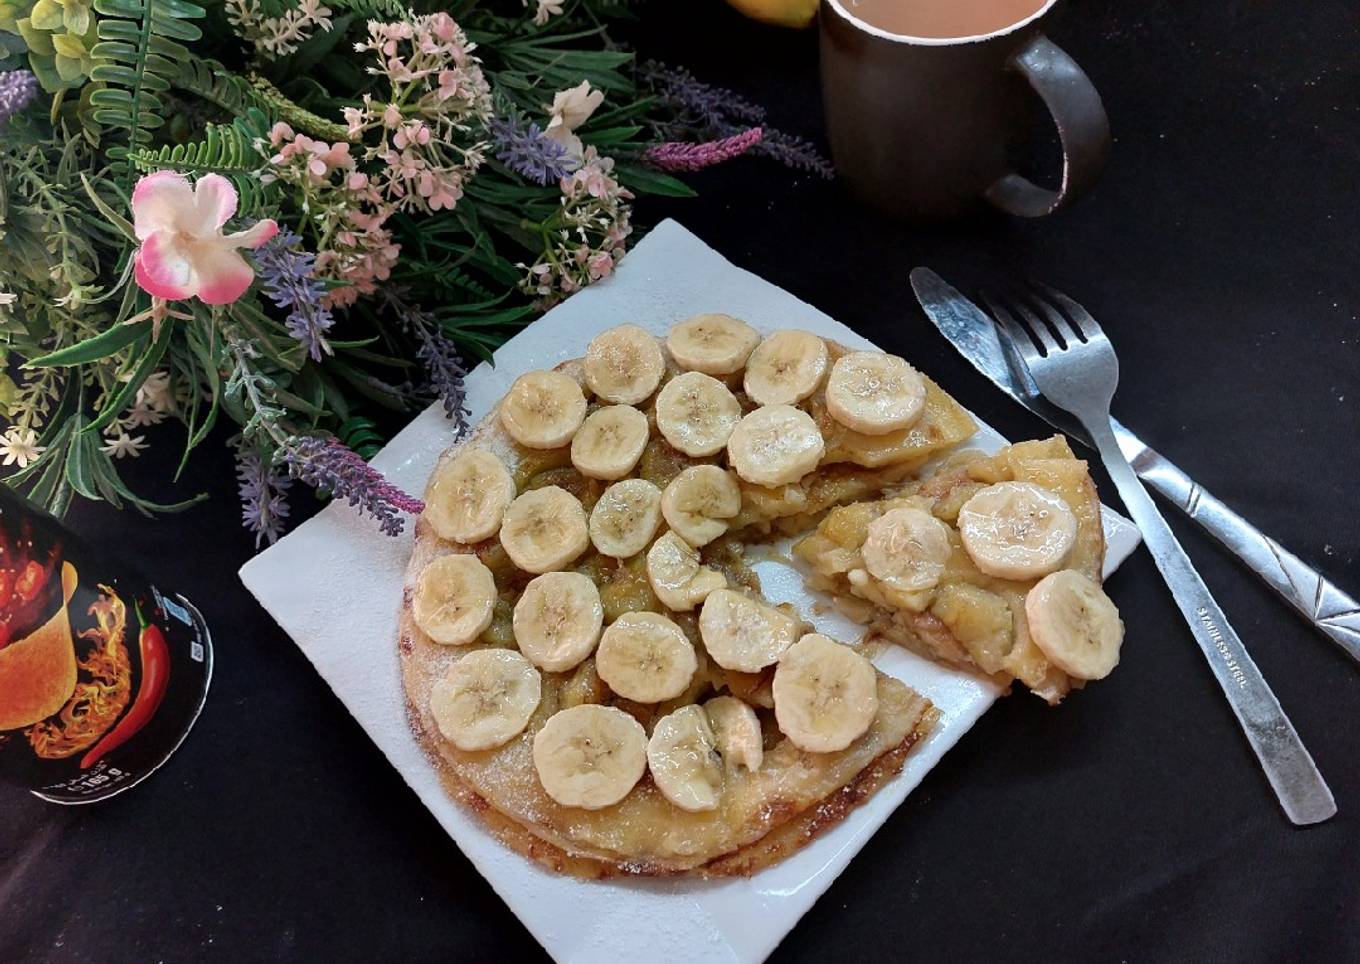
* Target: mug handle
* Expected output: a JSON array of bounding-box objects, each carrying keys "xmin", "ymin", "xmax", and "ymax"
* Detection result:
[{"xmin": 985, "ymin": 34, "xmax": 1111, "ymax": 218}]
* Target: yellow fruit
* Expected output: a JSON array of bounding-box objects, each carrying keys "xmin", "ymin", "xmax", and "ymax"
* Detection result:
[{"xmin": 724, "ymin": 0, "xmax": 818, "ymax": 29}]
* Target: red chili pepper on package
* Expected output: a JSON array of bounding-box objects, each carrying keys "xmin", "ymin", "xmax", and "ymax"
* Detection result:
[{"xmin": 80, "ymin": 601, "xmax": 171, "ymax": 769}]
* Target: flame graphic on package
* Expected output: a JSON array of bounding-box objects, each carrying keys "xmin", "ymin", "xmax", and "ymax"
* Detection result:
[{"xmin": 26, "ymin": 586, "xmax": 133, "ymax": 759}]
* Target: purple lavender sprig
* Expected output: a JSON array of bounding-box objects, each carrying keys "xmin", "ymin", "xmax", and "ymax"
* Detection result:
[
  {"xmin": 254, "ymin": 230, "xmax": 335, "ymax": 363},
  {"xmin": 235, "ymin": 445, "xmax": 293, "ymax": 547},
  {"xmin": 639, "ymin": 61, "xmax": 835, "ymax": 179},
  {"xmin": 640, "ymin": 62, "xmax": 764, "ymax": 131},
  {"xmin": 381, "ymin": 291, "xmax": 471, "ymax": 435},
  {"xmin": 644, "ymin": 127, "xmax": 764, "ymax": 172},
  {"xmin": 487, "ymin": 114, "xmax": 573, "ymax": 185},
  {"xmin": 282, "ymin": 436, "xmax": 424, "ymax": 537},
  {"xmin": 0, "ymin": 70, "xmax": 37, "ymax": 124}
]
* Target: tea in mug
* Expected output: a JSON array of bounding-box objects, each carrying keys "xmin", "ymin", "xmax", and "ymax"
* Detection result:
[{"xmin": 844, "ymin": 0, "xmax": 1047, "ymax": 38}]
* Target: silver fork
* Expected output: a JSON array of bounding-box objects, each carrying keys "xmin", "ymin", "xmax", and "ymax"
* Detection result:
[{"xmin": 987, "ymin": 287, "xmax": 1336, "ymax": 826}]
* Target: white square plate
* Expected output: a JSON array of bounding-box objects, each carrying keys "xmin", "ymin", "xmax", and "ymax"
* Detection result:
[{"xmin": 239, "ymin": 220, "xmax": 1140, "ymax": 964}]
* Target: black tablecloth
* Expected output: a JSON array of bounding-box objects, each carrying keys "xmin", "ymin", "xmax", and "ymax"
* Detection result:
[{"xmin": 4, "ymin": 2, "xmax": 1358, "ymax": 961}]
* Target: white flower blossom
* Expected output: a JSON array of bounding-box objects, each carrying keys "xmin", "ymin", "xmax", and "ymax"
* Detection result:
[
  {"xmin": 101, "ymin": 432, "xmax": 149, "ymax": 460},
  {"xmin": 0, "ymin": 428, "xmax": 45, "ymax": 468},
  {"xmin": 120, "ymin": 403, "xmax": 167, "ymax": 429},
  {"xmin": 531, "ymin": 0, "xmax": 565, "ymax": 25},
  {"xmin": 136, "ymin": 371, "xmax": 176, "ymax": 414},
  {"xmin": 543, "ymin": 80, "xmax": 604, "ymax": 164}
]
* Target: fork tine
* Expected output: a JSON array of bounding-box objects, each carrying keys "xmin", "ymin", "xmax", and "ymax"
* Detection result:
[
  {"xmin": 981, "ymin": 294, "xmax": 1043, "ymax": 365},
  {"xmin": 984, "ymin": 293, "xmax": 1055, "ymax": 356},
  {"xmin": 1023, "ymin": 289, "xmax": 1082, "ymax": 347},
  {"xmin": 1006, "ymin": 296, "xmax": 1062, "ymax": 354},
  {"xmin": 1033, "ymin": 281, "xmax": 1102, "ymax": 340}
]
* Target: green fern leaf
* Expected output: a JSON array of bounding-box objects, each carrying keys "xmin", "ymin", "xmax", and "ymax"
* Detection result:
[
  {"xmin": 89, "ymin": 0, "xmax": 205, "ymax": 179},
  {"xmin": 126, "ymin": 108, "xmax": 276, "ymax": 214}
]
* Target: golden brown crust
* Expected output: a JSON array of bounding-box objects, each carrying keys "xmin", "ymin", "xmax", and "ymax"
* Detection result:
[
  {"xmin": 398, "ymin": 339, "xmax": 951, "ymax": 878},
  {"xmin": 795, "ymin": 438, "xmax": 1108, "ymax": 704}
]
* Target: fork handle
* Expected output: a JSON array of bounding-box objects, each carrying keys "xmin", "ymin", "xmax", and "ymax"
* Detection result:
[
  {"xmin": 1085, "ymin": 421, "xmax": 1336, "ymax": 825},
  {"xmin": 1114, "ymin": 421, "xmax": 1360, "ymax": 666}
]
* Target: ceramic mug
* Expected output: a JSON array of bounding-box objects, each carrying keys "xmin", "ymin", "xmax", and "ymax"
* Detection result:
[{"xmin": 819, "ymin": 0, "xmax": 1110, "ymax": 220}]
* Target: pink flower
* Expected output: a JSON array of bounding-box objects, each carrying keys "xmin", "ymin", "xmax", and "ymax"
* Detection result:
[
  {"xmin": 587, "ymin": 251, "xmax": 614, "ymax": 281},
  {"xmin": 131, "ymin": 172, "xmax": 278, "ymax": 305}
]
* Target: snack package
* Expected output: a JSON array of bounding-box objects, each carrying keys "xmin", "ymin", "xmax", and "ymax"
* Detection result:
[{"xmin": 0, "ymin": 488, "xmax": 212, "ymax": 803}]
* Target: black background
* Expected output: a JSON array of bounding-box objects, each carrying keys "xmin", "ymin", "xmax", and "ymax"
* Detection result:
[{"xmin": 3, "ymin": 1, "xmax": 1358, "ymax": 960}]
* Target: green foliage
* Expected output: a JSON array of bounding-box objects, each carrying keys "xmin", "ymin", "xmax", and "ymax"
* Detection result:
[
  {"xmin": 127, "ymin": 107, "xmax": 273, "ymax": 212},
  {"xmin": 0, "ymin": 0, "xmax": 797, "ymax": 538},
  {"xmin": 247, "ymin": 73, "xmax": 347, "ymax": 142},
  {"xmin": 175, "ymin": 53, "xmax": 348, "ymax": 142},
  {"xmin": 16, "ymin": 0, "xmax": 100, "ymax": 92},
  {"xmin": 87, "ymin": 0, "xmax": 204, "ymax": 174}
]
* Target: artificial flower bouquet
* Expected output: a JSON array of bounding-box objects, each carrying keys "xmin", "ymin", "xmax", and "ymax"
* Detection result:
[{"xmin": 0, "ymin": 0, "xmax": 830, "ymax": 543}]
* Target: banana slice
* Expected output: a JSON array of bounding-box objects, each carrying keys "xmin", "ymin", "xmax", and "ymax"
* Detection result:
[
  {"xmin": 570, "ymin": 405, "xmax": 650, "ymax": 480},
  {"xmin": 647, "ymin": 705, "xmax": 724, "ymax": 812},
  {"xmin": 499, "ymin": 485, "xmax": 589, "ymax": 574},
  {"xmin": 655, "ymin": 371, "xmax": 742, "ymax": 457},
  {"xmin": 958, "ymin": 481, "xmax": 1078, "ymax": 580},
  {"xmin": 726, "ymin": 405, "xmax": 825, "ymax": 486},
  {"xmin": 595, "ymin": 612, "xmax": 698, "ymax": 703},
  {"xmin": 533, "ymin": 704, "xmax": 648, "ymax": 809},
  {"xmin": 588, "ymin": 478, "xmax": 663, "ymax": 558},
  {"xmin": 666, "ymin": 313, "xmax": 760, "ymax": 375},
  {"xmin": 429, "ymin": 649, "xmax": 542, "ymax": 751},
  {"xmin": 412, "ymin": 553, "xmax": 497, "ymax": 645},
  {"xmin": 703, "ymin": 695, "xmax": 763, "ymax": 771},
  {"xmin": 825, "ymin": 351, "xmax": 927, "ymax": 435},
  {"xmin": 512, "ymin": 571, "xmax": 605, "ymax": 672},
  {"xmin": 772, "ymin": 633, "xmax": 879, "ymax": 753},
  {"xmin": 862, "ymin": 506, "xmax": 954, "ymax": 593},
  {"xmin": 499, "ymin": 369, "xmax": 588, "ymax": 449},
  {"xmin": 699, "ymin": 588, "xmax": 801, "ymax": 672},
  {"xmin": 584, "ymin": 324, "xmax": 666, "ymax": 404},
  {"xmin": 1025, "ymin": 570, "xmax": 1124, "ymax": 680},
  {"xmin": 423, "ymin": 449, "xmax": 516, "ymax": 544},
  {"xmin": 661, "ymin": 465, "xmax": 742, "ymax": 547},
  {"xmin": 743, "ymin": 330, "xmax": 829, "ymax": 406},
  {"xmin": 646, "ymin": 531, "xmax": 727, "ymax": 612}
]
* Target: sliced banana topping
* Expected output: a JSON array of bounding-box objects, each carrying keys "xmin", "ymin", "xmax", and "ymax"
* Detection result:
[
  {"xmin": 412, "ymin": 553, "xmax": 497, "ymax": 645},
  {"xmin": 655, "ymin": 371, "xmax": 742, "ymax": 457},
  {"xmin": 533, "ymin": 704, "xmax": 648, "ymax": 809},
  {"xmin": 499, "ymin": 369, "xmax": 588, "ymax": 449},
  {"xmin": 647, "ymin": 705, "xmax": 724, "ymax": 812},
  {"xmin": 1025, "ymin": 570, "xmax": 1124, "ymax": 680},
  {"xmin": 661, "ymin": 465, "xmax": 742, "ymax": 547},
  {"xmin": 743, "ymin": 330, "xmax": 829, "ymax": 406},
  {"xmin": 589, "ymin": 478, "xmax": 663, "ymax": 559},
  {"xmin": 825, "ymin": 351, "xmax": 927, "ymax": 436},
  {"xmin": 512, "ymin": 571, "xmax": 605, "ymax": 672},
  {"xmin": 646, "ymin": 531, "xmax": 727, "ymax": 612},
  {"xmin": 703, "ymin": 695, "xmax": 763, "ymax": 771},
  {"xmin": 958, "ymin": 481, "xmax": 1078, "ymax": 580},
  {"xmin": 726, "ymin": 404, "xmax": 825, "ymax": 487},
  {"xmin": 570, "ymin": 404, "xmax": 650, "ymax": 480},
  {"xmin": 429, "ymin": 649, "xmax": 542, "ymax": 751},
  {"xmin": 699, "ymin": 588, "xmax": 801, "ymax": 672},
  {"xmin": 584, "ymin": 324, "xmax": 666, "ymax": 404},
  {"xmin": 862, "ymin": 507, "xmax": 954, "ymax": 593},
  {"xmin": 595, "ymin": 612, "xmax": 698, "ymax": 703},
  {"xmin": 773, "ymin": 633, "xmax": 879, "ymax": 753},
  {"xmin": 423, "ymin": 448, "xmax": 516, "ymax": 544},
  {"xmin": 499, "ymin": 485, "xmax": 589, "ymax": 574},
  {"xmin": 666, "ymin": 313, "xmax": 760, "ymax": 375}
]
